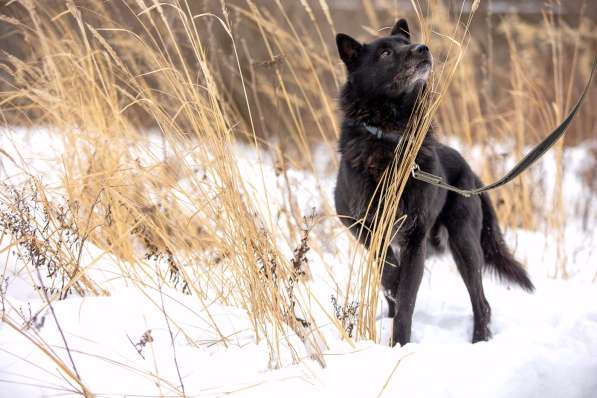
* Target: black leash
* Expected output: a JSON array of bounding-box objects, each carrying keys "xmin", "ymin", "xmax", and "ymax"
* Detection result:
[{"xmin": 364, "ymin": 55, "xmax": 596, "ymax": 198}]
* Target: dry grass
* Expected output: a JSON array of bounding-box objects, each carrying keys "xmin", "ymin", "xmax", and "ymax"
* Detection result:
[{"xmin": 0, "ymin": 0, "xmax": 595, "ymax": 395}]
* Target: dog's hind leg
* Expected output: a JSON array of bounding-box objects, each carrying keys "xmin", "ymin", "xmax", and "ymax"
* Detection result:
[{"xmin": 445, "ymin": 210, "xmax": 491, "ymax": 343}]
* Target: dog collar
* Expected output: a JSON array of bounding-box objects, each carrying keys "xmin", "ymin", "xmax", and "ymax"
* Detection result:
[
  {"xmin": 362, "ymin": 123, "xmax": 405, "ymax": 145},
  {"xmin": 362, "ymin": 123, "xmax": 431, "ymax": 188},
  {"xmin": 363, "ymin": 123, "xmax": 385, "ymax": 139}
]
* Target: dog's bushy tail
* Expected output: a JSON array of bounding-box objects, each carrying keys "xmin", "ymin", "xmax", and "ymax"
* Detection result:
[{"xmin": 479, "ymin": 192, "xmax": 535, "ymax": 292}]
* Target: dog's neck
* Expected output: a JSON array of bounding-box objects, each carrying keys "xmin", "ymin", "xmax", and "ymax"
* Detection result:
[{"xmin": 340, "ymin": 83, "xmax": 424, "ymax": 133}]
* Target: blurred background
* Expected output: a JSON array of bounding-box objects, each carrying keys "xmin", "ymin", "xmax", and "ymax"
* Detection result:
[{"xmin": 2, "ymin": 0, "xmax": 595, "ymax": 142}]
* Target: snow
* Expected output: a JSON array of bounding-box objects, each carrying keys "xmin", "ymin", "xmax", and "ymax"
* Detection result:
[{"xmin": 0, "ymin": 128, "xmax": 596, "ymax": 397}]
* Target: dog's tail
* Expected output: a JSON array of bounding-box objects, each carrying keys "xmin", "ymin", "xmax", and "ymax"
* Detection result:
[{"xmin": 479, "ymin": 192, "xmax": 535, "ymax": 292}]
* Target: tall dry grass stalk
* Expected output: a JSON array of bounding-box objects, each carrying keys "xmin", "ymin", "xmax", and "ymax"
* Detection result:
[{"xmin": 0, "ymin": 2, "xmax": 595, "ymax": 392}]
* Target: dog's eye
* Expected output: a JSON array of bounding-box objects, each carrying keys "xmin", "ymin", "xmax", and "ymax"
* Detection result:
[{"xmin": 380, "ymin": 49, "xmax": 392, "ymax": 58}]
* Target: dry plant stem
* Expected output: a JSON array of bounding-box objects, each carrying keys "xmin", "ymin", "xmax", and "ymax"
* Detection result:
[
  {"xmin": 2, "ymin": 315, "xmax": 95, "ymax": 397},
  {"xmin": 156, "ymin": 267, "xmax": 186, "ymax": 397},
  {"xmin": 35, "ymin": 267, "xmax": 81, "ymax": 381},
  {"xmin": 376, "ymin": 352, "xmax": 415, "ymax": 398}
]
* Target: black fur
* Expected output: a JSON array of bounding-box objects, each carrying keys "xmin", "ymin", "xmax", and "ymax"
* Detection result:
[{"xmin": 334, "ymin": 19, "xmax": 534, "ymax": 346}]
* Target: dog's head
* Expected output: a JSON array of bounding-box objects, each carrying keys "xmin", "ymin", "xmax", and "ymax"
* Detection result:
[{"xmin": 336, "ymin": 19, "xmax": 432, "ymax": 99}]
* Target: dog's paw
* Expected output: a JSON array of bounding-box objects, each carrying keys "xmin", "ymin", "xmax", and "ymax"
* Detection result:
[{"xmin": 472, "ymin": 327, "xmax": 492, "ymax": 343}]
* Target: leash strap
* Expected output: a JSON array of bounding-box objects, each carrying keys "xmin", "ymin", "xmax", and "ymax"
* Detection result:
[{"xmin": 411, "ymin": 55, "xmax": 597, "ymax": 198}]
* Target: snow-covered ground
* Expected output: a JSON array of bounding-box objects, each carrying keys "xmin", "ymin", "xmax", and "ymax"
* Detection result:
[{"xmin": 1, "ymin": 128, "xmax": 596, "ymax": 397}]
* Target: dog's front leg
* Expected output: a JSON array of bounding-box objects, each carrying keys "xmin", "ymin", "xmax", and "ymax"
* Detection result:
[{"xmin": 392, "ymin": 230, "xmax": 426, "ymax": 346}]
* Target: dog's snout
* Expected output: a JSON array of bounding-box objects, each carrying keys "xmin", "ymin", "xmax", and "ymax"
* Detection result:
[{"xmin": 412, "ymin": 44, "xmax": 429, "ymax": 55}]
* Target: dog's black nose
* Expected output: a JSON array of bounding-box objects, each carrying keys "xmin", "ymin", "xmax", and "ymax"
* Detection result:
[{"xmin": 412, "ymin": 44, "xmax": 429, "ymax": 55}]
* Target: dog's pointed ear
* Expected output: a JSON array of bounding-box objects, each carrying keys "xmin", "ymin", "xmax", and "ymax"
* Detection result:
[
  {"xmin": 390, "ymin": 18, "xmax": 410, "ymax": 40},
  {"xmin": 336, "ymin": 33, "xmax": 362, "ymax": 66}
]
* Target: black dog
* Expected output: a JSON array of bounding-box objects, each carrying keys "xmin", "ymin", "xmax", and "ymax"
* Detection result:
[{"xmin": 334, "ymin": 19, "xmax": 534, "ymax": 346}]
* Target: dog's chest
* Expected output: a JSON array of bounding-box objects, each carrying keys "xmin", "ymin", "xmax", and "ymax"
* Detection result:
[{"xmin": 343, "ymin": 137, "xmax": 395, "ymax": 181}]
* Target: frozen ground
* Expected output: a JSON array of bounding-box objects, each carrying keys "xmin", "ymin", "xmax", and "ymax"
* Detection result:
[{"xmin": 1, "ymin": 128, "xmax": 596, "ymax": 397}]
